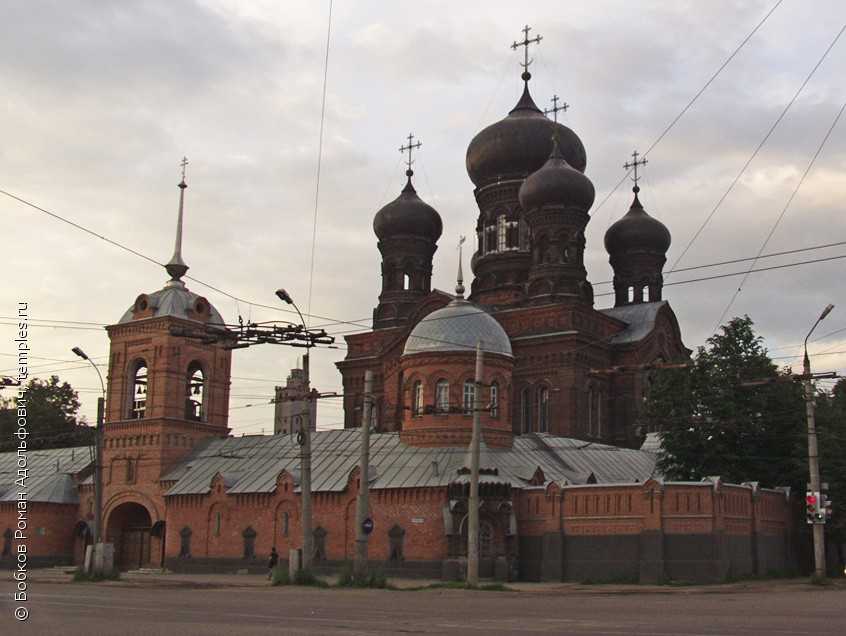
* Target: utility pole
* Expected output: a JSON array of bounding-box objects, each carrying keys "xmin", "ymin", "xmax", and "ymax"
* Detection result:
[
  {"xmin": 467, "ymin": 341, "xmax": 483, "ymax": 586},
  {"xmin": 803, "ymin": 303, "xmax": 834, "ymax": 579},
  {"xmin": 301, "ymin": 352, "xmax": 313, "ymax": 571},
  {"xmin": 354, "ymin": 370, "xmax": 374, "ymax": 577}
]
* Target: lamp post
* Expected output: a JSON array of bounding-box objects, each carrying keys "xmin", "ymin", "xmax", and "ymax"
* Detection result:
[
  {"xmin": 803, "ymin": 303, "xmax": 834, "ymax": 580},
  {"xmin": 276, "ymin": 289, "xmax": 313, "ymax": 571},
  {"xmin": 71, "ymin": 347, "xmax": 105, "ymax": 547}
]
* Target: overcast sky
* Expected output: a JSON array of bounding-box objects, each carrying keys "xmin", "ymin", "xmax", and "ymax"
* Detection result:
[{"xmin": 2, "ymin": 1, "xmax": 845, "ymax": 433}]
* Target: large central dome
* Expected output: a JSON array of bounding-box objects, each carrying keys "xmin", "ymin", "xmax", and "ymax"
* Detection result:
[
  {"xmin": 466, "ymin": 82, "xmax": 587, "ymax": 188},
  {"xmin": 403, "ymin": 298, "xmax": 512, "ymax": 357}
]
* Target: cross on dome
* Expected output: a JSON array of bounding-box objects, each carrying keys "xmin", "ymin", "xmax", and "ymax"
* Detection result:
[
  {"xmin": 399, "ymin": 132, "xmax": 422, "ymax": 177},
  {"xmin": 544, "ymin": 94, "xmax": 569, "ymax": 122},
  {"xmin": 623, "ymin": 150, "xmax": 648, "ymax": 192},
  {"xmin": 511, "ymin": 24, "xmax": 542, "ymax": 82}
]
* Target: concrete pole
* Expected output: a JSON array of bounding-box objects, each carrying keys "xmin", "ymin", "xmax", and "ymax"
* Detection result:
[
  {"xmin": 467, "ymin": 341, "xmax": 483, "ymax": 586},
  {"xmin": 803, "ymin": 353, "xmax": 826, "ymax": 579},
  {"xmin": 300, "ymin": 352, "xmax": 313, "ymax": 571},
  {"xmin": 94, "ymin": 396, "xmax": 104, "ymax": 545},
  {"xmin": 354, "ymin": 370, "xmax": 374, "ymax": 577}
]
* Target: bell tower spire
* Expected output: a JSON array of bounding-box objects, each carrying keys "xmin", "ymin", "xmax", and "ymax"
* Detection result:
[{"xmin": 165, "ymin": 157, "xmax": 190, "ymax": 283}]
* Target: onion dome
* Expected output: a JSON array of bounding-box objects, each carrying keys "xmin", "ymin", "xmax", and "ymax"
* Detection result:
[
  {"xmin": 373, "ymin": 170, "xmax": 443, "ymax": 241},
  {"xmin": 518, "ymin": 137, "xmax": 596, "ymax": 211},
  {"xmin": 466, "ymin": 80, "xmax": 587, "ymax": 188},
  {"xmin": 604, "ymin": 186, "xmax": 671, "ymax": 255}
]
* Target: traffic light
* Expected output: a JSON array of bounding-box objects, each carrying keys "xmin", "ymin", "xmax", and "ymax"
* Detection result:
[{"xmin": 806, "ymin": 491, "xmax": 819, "ymax": 524}]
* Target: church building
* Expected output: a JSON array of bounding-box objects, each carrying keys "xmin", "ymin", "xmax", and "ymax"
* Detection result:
[{"xmin": 0, "ymin": 30, "xmax": 795, "ymax": 583}]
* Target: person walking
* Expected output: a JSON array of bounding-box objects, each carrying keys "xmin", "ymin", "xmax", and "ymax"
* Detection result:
[{"xmin": 268, "ymin": 546, "xmax": 279, "ymax": 580}]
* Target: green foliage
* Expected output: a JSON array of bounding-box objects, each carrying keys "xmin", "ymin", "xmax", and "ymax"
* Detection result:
[
  {"xmin": 642, "ymin": 316, "xmax": 806, "ymax": 488},
  {"xmin": 270, "ymin": 566, "xmax": 289, "ymax": 586},
  {"xmin": 292, "ymin": 569, "xmax": 329, "ymax": 588},
  {"xmin": 336, "ymin": 562, "xmax": 389, "ymax": 588},
  {"xmin": 72, "ymin": 568, "xmax": 120, "ymax": 582},
  {"xmin": 814, "ymin": 378, "xmax": 846, "ymax": 544},
  {"xmin": 0, "ymin": 375, "xmax": 94, "ymax": 452}
]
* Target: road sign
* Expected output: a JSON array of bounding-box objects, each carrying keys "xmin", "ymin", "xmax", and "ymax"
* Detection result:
[{"xmin": 362, "ymin": 517, "xmax": 374, "ymax": 535}]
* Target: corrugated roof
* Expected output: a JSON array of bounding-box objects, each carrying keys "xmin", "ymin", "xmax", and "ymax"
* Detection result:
[
  {"xmin": 162, "ymin": 430, "xmax": 658, "ymax": 496},
  {"xmin": 600, "ymin": 301, "xmax": 666, "ymax": 344},
  {"xmin": 0, "ymin": 445, "xmax": 92, "ymax": 504}
]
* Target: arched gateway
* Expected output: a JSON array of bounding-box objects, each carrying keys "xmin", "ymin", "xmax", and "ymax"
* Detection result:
[{"xmin": 107, "ymin": 502, "xmax": 152, "ymax": 570}]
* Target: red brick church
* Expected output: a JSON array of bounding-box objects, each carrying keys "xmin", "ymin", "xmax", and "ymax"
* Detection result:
[{"xmin": 0, "ymin": 44, "xmax": 795, "ymax": 582}]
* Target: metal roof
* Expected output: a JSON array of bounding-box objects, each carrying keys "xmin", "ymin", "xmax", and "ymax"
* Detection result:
[
  {"xmin": 0, "ymin": 445, "xmax": 92, "ymax": 504},
  {"xmin": 600, "ymin": 301, "xmax": 666, "ymax": 344},
  {"xmin": 119, "ymin": 280, "xmax": 224, "ymax": 326},
  {"xmin": 403, "ymin": 298, "xmax": 513, "ymax": 357},
  {"xmin": 162, "ymin": 430, "xmax": 658, "ymax": 497}
]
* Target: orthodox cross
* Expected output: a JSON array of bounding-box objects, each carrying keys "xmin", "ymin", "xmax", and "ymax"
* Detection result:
[
  {"xmin": 623, "ymin": 150, "xmax": 648, "ymax": 185},
  {"xmin": 511, "ymin": 24, "xmax": 542, "ymax": 72},
  {"xmin": 544, "ymin": 94, "xmax": 569, "ymax": 122},
  {"xmin": 179, "ymin": 156, "xmax": 189, "ymax": 183},
  {"xmin": 456, "ymin": 235, "xmax": 466, "ymax": 297},
  {"xmin": 399, "ymin": 133, "xmax": 422, "ymax": 172}
]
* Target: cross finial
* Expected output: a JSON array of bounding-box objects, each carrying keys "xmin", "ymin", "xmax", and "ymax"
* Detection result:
[
  {"xmin": 544, "ymin": 94, "xmax": 569, "ymax": 122},
  {"xmin": 511, "ymin": 24, "xmax": 542, "ymax": 81},
  {"xmin": 623, "ymin": 150, "xmax": 648, "ymax": 192},
  {"xmin": 399, "ymin": 133, "xmax": 422, "ymax": 176},
  {"xmin": 456, "ymin": 236, "xmax": 466, "ymax": 298},
  {"xmin": 165, "ymin": 156, "xmax": 190, "ymax": 283}
]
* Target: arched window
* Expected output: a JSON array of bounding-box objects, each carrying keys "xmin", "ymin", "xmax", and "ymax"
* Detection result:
[
  {"xmin": 179, "ymin": 527, "xmax": 192, "ymax": 559},
  {"xmin": 403, "ymin": 273, "xmax": 411, "ymax": 290},
  {"xmin": 642, "ymin": 286, "xmax": 649, "ymax": 303},
  {"xmin": 627, "ymin": 286, "xmax": 635, "ymax": 303},
  {"xmin": 596, "ymin": 390, "xmax": 604, "ymax": 439},
  {"xmin": 536, "ymin": 386, "xmax": 549, "ymax": 433},
  {"xmin": 435, "ymin": 380, "xmax": 449, "ymax": 413},
  {"xmin": 490, "ymin": 381, "xmax": 499, "ymax": 418},
  {"xmin": 587, "ymin": 385, "xmax": 595, "ymax": 436},
  {"xmin": 463, "ymin": 379, "xmax": 475, "ymax": 415},
  {"xmin": 412, "ymin": 381, "xmax": 423, "ymax": 416},
  {"xmin": 497, "ymin": 215, "xmax": 507, "ymax": 251},
  {"xmin": 480, "ymin": 521, "xmax": 493, "ymax": 558},
  {"xmin": 242, "ymin": 527, "xmax": 256, "ymax": 560},
  {"xmin": 186, "ymin": 362, "xmax": 205, "ymax": 421},
  {"xmin": 521, "ymin": 387, "xmax": 531, "ymax": 433},
  {"xmin": 130, "ymin": 360, "xmax": 147, "ymax": 419},
  {"xmin": 485, "ymin": 224, "xmax": 497, "ymax": 254}
]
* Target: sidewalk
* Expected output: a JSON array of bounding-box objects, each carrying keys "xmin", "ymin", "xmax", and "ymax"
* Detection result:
[{"xmin": 23, "ymin": 567, "xmax": 846, "ymax": 595}]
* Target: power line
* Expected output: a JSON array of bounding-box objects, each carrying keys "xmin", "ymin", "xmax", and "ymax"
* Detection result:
[
  {"xmin": 668, "ymin": 21, "xmax": 846, "ymax": 276},
  {"xmin": 305, "ymin": 0, "xmax": 334, "ymax": 328},
  {"xmin": 592, "ymin": 0, "xmax": 785, "ymax": 219},
  {"xmin": 714, "ymin": 98, "xmax": 846, "ymax": 328}
]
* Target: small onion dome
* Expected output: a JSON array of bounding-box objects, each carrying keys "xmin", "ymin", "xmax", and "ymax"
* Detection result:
[
  {"xmin": 403, "ymin": 297, "xmax": 512, "ymax": 357},
  {"xmin": 373, "ymin": 170, "xmax": 443, "ymax": 241},
  {"xmin": 466, "ymin": 81, "xmax": 587, "ymax": 188},
  {"xmin": 518, "ymin": 137, "xmax": 596, "ymax": 211},
  {"xmin": 604, "ymin": 187, "xmax": 671, "ymax": 255}
]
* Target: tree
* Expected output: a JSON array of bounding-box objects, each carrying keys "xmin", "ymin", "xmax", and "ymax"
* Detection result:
[
  {"xmin": 641, "ymin": 316, "xmax": 806, "ymax": 488},
  {"xmin": 0, "ymin": 375, "xmax": 94, "ymax": 452},
  {"xmin": 815, "ymin": 378, "xmax": 846, "ymax": 545}
]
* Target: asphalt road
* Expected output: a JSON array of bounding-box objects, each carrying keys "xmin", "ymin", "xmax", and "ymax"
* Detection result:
[{"xmin": 3, "ymin": 579, "xmax": 845, "ymax": 635}]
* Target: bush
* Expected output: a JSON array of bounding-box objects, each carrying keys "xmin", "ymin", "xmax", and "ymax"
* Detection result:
[
  {"xmin": 293, "ymin": 569, "xmax": 329, "ymax": 588},
  {"xmin": 270, "ymin": 566, "xmax": 289, "ymax": 586},
  {"xmin": 336, "ymin": 561, "xmax": 389, "ymax": 589},
  {"xmin": 72, "ymin": 568, "xmax": 120, "ymax": 582}
]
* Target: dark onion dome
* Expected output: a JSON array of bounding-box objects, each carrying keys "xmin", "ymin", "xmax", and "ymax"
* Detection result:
[
  {"xmin": 518, "ymin": 137, "xmax": 596, "ymax": 211},
  {"xmin": 604, "ymin": 186, "xmax": 671, "ymax": 255},
  {"xmin": 373, "ymin": 170, "xmax": 443, "ymax": 241},
  {"xmin": 466, "ymin": 82, "xmax": 587, "ymax": 188}
]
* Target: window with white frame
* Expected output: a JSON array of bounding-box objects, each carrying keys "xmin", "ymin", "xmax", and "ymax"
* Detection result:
[
  {"xmin": 463, "ymin": 380, "xmax": 475, "ymax": 415},
  {"xmin": 435, "ymin": 380, "xmax": 449, "ymax": 413}
]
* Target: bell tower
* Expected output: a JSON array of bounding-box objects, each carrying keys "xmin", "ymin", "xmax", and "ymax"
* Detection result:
[{"xmin": 103, "ymin": 159, "xmax": 232, "ymax": 483}]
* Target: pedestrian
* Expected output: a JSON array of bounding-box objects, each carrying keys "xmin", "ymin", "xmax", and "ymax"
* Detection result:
[{"xmin": 268, "ymin": 546, "xmax": 279, "ymax": 580}]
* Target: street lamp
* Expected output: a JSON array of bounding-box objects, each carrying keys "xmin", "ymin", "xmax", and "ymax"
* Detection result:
[
  {"xmin": 275, "ymin": 289, "xmax": 313, "ymax": 573},
  {"xmin": 71, "ymin": 346, "xmax": 106, "ymax": 548},
  {"xmin": 801, "ymin": 303, "xmax": 834, "ymax": 580}
]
